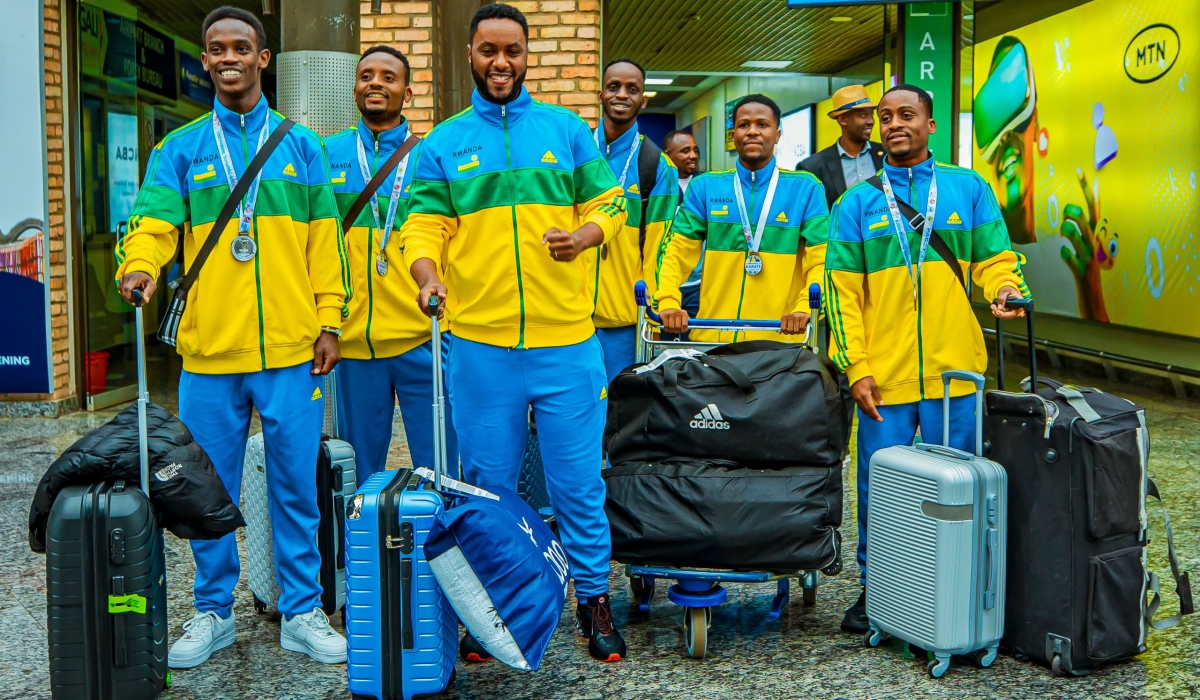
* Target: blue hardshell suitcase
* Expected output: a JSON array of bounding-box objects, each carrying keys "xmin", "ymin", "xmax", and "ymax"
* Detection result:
[{"xmin": 345, "ymin": 467, "xmax": 456, "ymax": 700}]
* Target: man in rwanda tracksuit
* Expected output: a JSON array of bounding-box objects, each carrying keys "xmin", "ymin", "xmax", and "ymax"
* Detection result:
[
  {"xmin": 400, "ymin": 4, "xmax": 630, "ymax": 662},
  {"xmin": 116, "ymin": 8, "xmax": 350, "ymax": 670},
  {"xmin": 324, "ymin": 45, "xmax": 457, "ymax": 485},
  {"xmin": 659, "ymin": 94, "xmax": 828, "ymax": 343},
  {"xmin": 825, "ymin": 85, "xmax": 1029, "ymax": 633},
  {"xmin": 587, "ymin": 57, "xmax": 679, "ymax": 383}
]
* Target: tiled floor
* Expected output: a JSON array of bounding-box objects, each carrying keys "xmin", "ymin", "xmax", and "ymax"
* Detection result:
[{"xmin": 1, "ymin": 357, "xmax": 1196, "ymax": 699}]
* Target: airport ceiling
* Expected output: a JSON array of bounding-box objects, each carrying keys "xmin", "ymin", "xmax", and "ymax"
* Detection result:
[{"xmin": 125, "ymin": 0, "xmax": 281, "ymax": 57}]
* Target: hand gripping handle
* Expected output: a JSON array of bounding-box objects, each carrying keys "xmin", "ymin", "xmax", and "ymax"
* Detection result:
[
  {"xmin": 993, "ymin": 296, "xmax": 1036, "ymax": 392},
  {"xmin": 633, "ymin": 280, "xmax": 783, "ymax": 330},
  {"xmin": 941, "ymin": 370, "xmax": 986, "ymax": 457}
]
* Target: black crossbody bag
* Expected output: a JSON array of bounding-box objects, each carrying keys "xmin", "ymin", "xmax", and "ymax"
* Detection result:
[
  {"xmin": 866, "ymin": 175, "xmax": 967, "ymax": 293},
  {"xmin": 340, "ymin": 134, "xmax": 421, "ymax": 234},
  {"xmin": 157, "ymin": 119, "xmax": 295, "ymax": 345}
]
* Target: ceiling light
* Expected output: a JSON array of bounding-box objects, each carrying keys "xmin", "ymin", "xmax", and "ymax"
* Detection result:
[
  {"xmin": 741, "ymin": 60, "xmax": 792, "ymax": 69},
  {"xmin": 645, "ymin": 77, "xmax": 674, "ymax": 86},
  {"xmin": 644, "ymin": 91, "xmax": 658, "ymax": 98},
  {"xmin": 830, "ymin": 16, "xmax": 852, "ymax": 22}
]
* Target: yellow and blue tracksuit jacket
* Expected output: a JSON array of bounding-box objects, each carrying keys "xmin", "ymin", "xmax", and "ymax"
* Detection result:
[
  {"xmin": 399, "ymin": 87, "xmax": 627, "ymax": 349},
  {"xmin": 583, "ymin": 127, "xmax": 679, "ymax": 328},
  {"xmin": 325, "ymin": 118, "xmax": 436, "ymax": 360},
  {"xmin": 825, "ymin": 156, "xmax": 1030, "ymax": 404},
  {"xmin": 656, "ymin": 157, "xmax": 829, "ymax": 343},
  {"xmin": 115, "ymin": 96, "xmax": 349, "ymax": 374}
]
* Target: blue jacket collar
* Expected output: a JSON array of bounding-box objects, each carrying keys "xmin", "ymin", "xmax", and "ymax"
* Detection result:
[
  {"xmin": 471, "ymin": 87, "xmax": 533, "ymax": 127},
  {"xmin": 735, "ymin": 156, "xmax": 777, "ymax": 189},
  {"xmin": 212, "ymin": 95, "xmax": 271, "ymax": 135},
  {"xmin": 356, "ymin": 117, "xmax": 410, "ymax": 154},
  {"xmin": 882, "ymin": 153, "xmax": 935, "ymax": 185},
  {"xmin": 597, "ymin": 119, "xmax": 639, "ymax": 157}
]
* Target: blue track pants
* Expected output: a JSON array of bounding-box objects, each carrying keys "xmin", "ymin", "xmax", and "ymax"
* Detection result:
[
  {"xmin": 595, "ymin": 325, "xmax": 637, "ymax": 386},
  {"xmin": 179, "ymin": 363, "xmax": 323, "ymax": 618},
  {"xmin": 447, "ymin": 335, "xmax": 611, "ymax": 599},
  {"xmin": 336, "ymin": 335, "xmax": 458, "ymax": 485},
  {"xmin": 855, "ymin": 394, "xmax": 976, "ymax": 585}
]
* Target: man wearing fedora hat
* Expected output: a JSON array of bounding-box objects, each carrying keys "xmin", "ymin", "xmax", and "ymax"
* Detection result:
[{"xmin": 799, "ymin": 84, "xmax": 885, "ymax": 209}]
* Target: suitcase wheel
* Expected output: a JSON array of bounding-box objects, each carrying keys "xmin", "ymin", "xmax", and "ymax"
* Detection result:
[
  {"xmin": 927, "ymin": 653, "xmax": 951, "ymax": 679},
  {"xmin": 863, "ymin": 626, "xmax": 882, "ymax": 648},
  {"xmin": 969, "ymin": 646, "xmax": 998, "ymax": 669},
  {"xmin": 629, "ymin": 576, "xmax": 655, "ymax": 613},
  {"xmin": 1050, "ymin": 653, "xmax": 1064, "ymax": 677},
  {"xmin": 683, "ymin": 607, "xmax": 710, "ymax": 659}
]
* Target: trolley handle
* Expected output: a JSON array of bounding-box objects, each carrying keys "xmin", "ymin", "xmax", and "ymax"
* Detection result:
[
  {"xmin": 130, "ymin": 288, "xmax": 150, "ymax": 497},
  {"xmin": 633, "ymin": 281, "xmax": 782, "ymax": 330}
]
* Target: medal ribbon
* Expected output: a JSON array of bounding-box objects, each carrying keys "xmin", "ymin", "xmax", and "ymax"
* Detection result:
[
  {"xmin": 879, "ymin": 163, "xmax": 939, "ymax": 287},
  {"xmin": 732, "ymin": 164, "xmax": 780, "ymax": 256},
  {"xmin": 212, "ymin": 111, "xmax": 270, "ymax": 235},
  {"xmin": 355, "ymin": 130, "xmax": 410, "ymax": 254},
  {"xmin": 594, "ymin": 123, "xmax": 642, "ymax": 189}
]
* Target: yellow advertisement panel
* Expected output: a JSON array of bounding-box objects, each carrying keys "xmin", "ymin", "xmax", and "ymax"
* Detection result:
[{"xmin": 972, "ymin": 0, "xmax": 1199, "ymax": 337}]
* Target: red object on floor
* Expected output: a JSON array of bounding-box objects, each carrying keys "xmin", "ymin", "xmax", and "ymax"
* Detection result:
[{"xmin": 85, "ymin": 351, "xmax": 109, "ymax": 395}]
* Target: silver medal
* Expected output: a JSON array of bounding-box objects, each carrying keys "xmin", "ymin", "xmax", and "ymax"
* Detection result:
[
  {"xmin": 376, "ymin": 253, "xmax": 389, "ymax": 276},
  {"xmin": 745, "ymin": 253, "xmax": 763, "ymax": 276},
  {"xmin": 231, "ymin": 234, "xmax": 257, "ymax": 261}
]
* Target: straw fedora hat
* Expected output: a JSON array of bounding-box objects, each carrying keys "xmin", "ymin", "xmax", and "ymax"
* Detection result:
[{"xmin": 827, "ymin": 84, "xmax": 877, "ymax": 118}]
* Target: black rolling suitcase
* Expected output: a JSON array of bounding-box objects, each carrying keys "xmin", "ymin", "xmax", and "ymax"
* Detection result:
[
  {"xmin": 984, "ymin": 299, "xmax": 1193, "ymax": 676},
  {"xmin": 46, "ymin": 293, "xmax": 168, "ymax": 698}
]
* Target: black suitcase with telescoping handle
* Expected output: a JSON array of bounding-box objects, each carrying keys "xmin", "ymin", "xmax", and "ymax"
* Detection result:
[
  {"xmin": 46, "ymin": 290, "xmax": 169, "ymax": 698},
  {"xmin": 984, "ymin": 298, "xmax": 1193, "ymax": 676}
]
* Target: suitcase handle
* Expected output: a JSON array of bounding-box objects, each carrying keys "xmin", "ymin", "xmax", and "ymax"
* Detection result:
[
  {"xmin": 131, "ymin": 289, "xmax": 150, "ymax": 496},
  {"xmin": 429, "ymin": 297, "xmax": 446, "ymax": 490},
  {"xmin": 993, "ymin": 296, "xmax": 1036, "ymax": 392},
  {"xmin": 984, "ymin": 527, "xmax": 999, "ymax": 609},
  {"xmin": 634, "ymin": 280, "xmax": 783, "ymax": 330},
  {"xmin": 941, "ymin": 370, "xmax": 985, "ymax": 457}
]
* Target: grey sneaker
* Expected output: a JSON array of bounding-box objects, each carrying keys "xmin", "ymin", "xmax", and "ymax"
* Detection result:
[
  {"xmin": 280, "ymin": 608, "xmax": 347, "ymax": 664},
  {"xmin": 168, "ymin": 610, "xmax": 235, "ymax": 669}
]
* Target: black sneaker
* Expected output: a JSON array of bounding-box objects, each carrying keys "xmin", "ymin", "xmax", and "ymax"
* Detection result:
[
  {"xmin": 459, "ymin": 633, "xmax": 493, "ymax": 663},
  {"xmin": 841, "ymin": 588, "xmax": 868, "ymax": 633},
  {"xmin": 575, "ymin": 595, "xmax": 627, "ymax": 662}
]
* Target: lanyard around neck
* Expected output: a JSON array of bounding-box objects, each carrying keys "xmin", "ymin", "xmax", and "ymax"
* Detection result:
[
  {"xmin": 355, "ymin": 131, "xmax": 410, "ymax": 253},
  {"xmin": 595, "ymin": 123, "xmax": 641, "ymax": 189},
  {"xmin": 879, "ymin": 163, "xmax": 938, "ymax": 286},
  {"xmin": 212, "ymin": 111, "xmax": 271, "ymax": 234},
  {"xmin": 731, "ymin": 164, "xmax": 780, "ymax": 255}
]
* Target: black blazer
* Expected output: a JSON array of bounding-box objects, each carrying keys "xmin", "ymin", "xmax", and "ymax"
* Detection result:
[{"xmin": 798, "ymin": 141, "xmax": 885, "ymax": 209}]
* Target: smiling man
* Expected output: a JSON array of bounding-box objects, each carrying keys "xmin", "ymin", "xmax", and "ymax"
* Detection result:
[
  {"xmin": 323, "ymin": 46, "xmax": 457, "ymax": 486},
  {"xmin": 657, "ymin": 94, "xmax": 829, "ymax": 343},
  {"xmin": 398, "ymin": 3, "xmax": 630, "ymax": 663},
  {"xmin": 825, "ymin": 84, "xmax": 1029, "ymax": 633},
  {"xmin": 115, "ymin": 5, "xmax": 350, "ymax": 668},
  {"xmin": 587, "ymin": 58, "xmax": 679, "ymax": 383}
]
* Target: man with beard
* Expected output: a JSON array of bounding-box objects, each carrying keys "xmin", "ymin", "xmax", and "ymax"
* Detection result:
[
  {"xmin": 663, "ymin": 130, "xmax": 702, "ymax": 319},
  {"xmin": 825, "ymin": 84, "xmax": 1029, "ymax": 633},
  {"xmin": 800, "ymin": 84, "xmax": 886, "ymax": 209},
  {"xmin": 323, "ymin": 46, "xmax": 458, "ymax": 485},
  {"xmin": 657, "ymin": 94, "xmax": 828, "ymax": 344},
  {"xmin": 587, "ymin": 58, "xmax": 679, "ymax": 383},
  {"xmin": 116, "ymin": 6, "xmax": 349, "ymax": 668},
  {"xmin": 398, "ymin": 3, "xmax": 629, "ymax": 663}
]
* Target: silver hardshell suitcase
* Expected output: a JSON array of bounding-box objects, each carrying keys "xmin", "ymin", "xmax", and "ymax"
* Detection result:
[
  {"xmin": 242, "ymin": 370, "xmax": 358, "ymax": 616},
  {"xmin": 864, "ymin": 370, "xmax": 1007, "ymax": 679}
]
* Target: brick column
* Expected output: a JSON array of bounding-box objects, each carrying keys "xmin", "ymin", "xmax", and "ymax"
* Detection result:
[
  {"xmin": 359, "ymin": 2, "xmax": 437, "ymax": 134},
  {"xmin": 46, "ymin": 0, "xmax": 74, "ymax": 411},
  {"xmin": 519, "ymin": 1, "xmax": 601, "ymax": 125}
]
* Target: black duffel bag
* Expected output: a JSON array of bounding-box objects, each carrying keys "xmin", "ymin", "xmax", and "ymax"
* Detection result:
[
  {"xmin": 604, "ymin": 457, "xmax": 842, "ymax": 573},
  {"xmin": 604, "ymin": 340, "xmax": 852, "ymax": 467}
]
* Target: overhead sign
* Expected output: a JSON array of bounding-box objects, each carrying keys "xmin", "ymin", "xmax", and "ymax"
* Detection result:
[
  {"xmin": 78, "ymin": 4, "xmax": 178, "ymax": 100},
  {"xmin": 135, "ymin": 21, "xmax": 176, "ymax": 100},
  {"xmin": 180, "ymin": 51, "xmax": 214, "ymax": 105},
  {"xmin": 902, "ymin": 2, "xmax": 954, "ymax": 159},
  {"xmin": 0, "ymin": 1, "xmax": 52, "ymax": 393}
]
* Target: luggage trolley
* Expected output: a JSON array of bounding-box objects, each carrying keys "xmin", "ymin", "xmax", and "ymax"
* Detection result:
[{"xmin": 624, "ymin": 280, "xmax": 828, "ymax": 659}]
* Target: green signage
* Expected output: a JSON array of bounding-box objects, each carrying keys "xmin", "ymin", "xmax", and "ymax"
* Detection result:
[{"xmin": 903, "ymin": 2, "xmax": 954, "ymax": 160}]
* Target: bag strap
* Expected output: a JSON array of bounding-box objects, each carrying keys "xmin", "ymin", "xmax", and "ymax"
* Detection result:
[
  {"xmin": 340, "ymin": 133, "xmax": 421, "ymax": 234},
  {"xmin": 866, "ymin": 175, "xmax": 966, "ymax": 293},
  {"xmin": 660, "ymin": 354, "xmax": 757, "ymax": 402},
  {"xmin": 1145, "ymin": 477, "xmax": 1195, "ymax": 629},
  {"xmin": 636, "ymin": 136, "xmax": 661, "ymax": 253},
  {"xmin": 179, "ymin": 118, "xmax": 295, "ymax": 294}
]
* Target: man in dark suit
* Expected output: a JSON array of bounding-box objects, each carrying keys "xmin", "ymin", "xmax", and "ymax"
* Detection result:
[{"xmin": 798, "ymin": 84, "xmax": 885, "ymax": 208}]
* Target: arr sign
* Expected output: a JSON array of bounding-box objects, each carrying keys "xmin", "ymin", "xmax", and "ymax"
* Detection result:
[{"xmin": 902, "ymin": 2, "xmax": 955, "ymax": 160}]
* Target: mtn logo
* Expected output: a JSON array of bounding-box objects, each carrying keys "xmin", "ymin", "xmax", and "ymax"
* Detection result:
[{"xmin": 689, "ymin": 403, "xmax": 730, "ymax": 430}]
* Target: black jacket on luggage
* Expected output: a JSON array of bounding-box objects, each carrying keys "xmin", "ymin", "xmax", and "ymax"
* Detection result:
[
  {"xmin": 29, "ymin": 402, "xmax": 244, "ymax": 552},
  {"xmin": 985, "ymin": 377, "xmax": 1193, "ymax": 675},
  {"xmin": 605, "ymin": 340, "xmax": 853, "ymax": 468}
]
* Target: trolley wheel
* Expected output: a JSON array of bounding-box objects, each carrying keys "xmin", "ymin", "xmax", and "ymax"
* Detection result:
[
  {"xmin": 1051, "ymin": 653, "xmax": 1064, "ymax": 677},
  {"xmin": 629, "ymin": 576, "xmax": 643, "ymax": 599},
  {"xmin": 863, "ymin": 627, "xmax": 882, "ymax": 648},
  {"xmin": 802, "ymin": 584, "xmax": 817, "ymax": 607},
  {"xmin": 970, "ymin": 647, "xmax": 997, "ymax": 668},
  {"xmin": 684, "ymin": 607, "xmax": 708, "ymax": 659},
  {"xmin": 927, "ymin": 656, "xmax": 951, "ymax": 678},
  {"xmin": 253, "ymin": 595, "xmax": 267, "ymax": 614}
]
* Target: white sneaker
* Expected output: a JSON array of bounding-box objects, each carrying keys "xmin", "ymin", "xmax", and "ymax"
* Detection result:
[
  {"xmin": 280, "ymin": 608, "xmax": 347, "ymax": 664},
  {"xmin": 168, "ymin": 610, "xmax": 235, "ymax": 669}
]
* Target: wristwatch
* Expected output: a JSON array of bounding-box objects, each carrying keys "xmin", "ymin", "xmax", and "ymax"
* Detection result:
[{"xmin": 320, "ymin": 326, "xmax": 342, "ymax": 337}]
